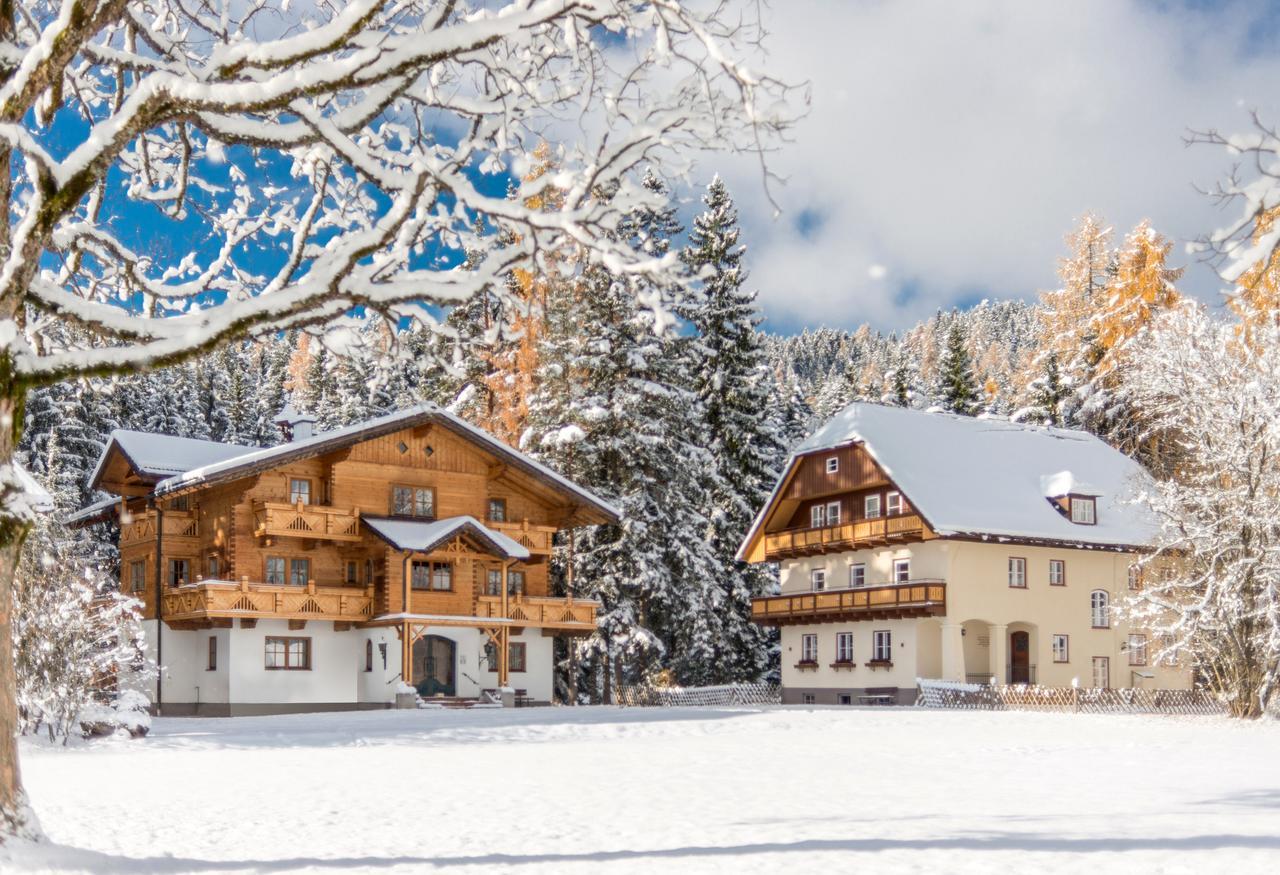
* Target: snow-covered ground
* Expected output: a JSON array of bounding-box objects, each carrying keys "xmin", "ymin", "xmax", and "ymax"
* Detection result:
[{"xmin": 6, "ymin": 706, "xmax": 1280, "ymax": 873}]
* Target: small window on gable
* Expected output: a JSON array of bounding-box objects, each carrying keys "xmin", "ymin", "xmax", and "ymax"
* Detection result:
[
  {"xmin": 825, "ymin": 501, "xmax": 841, "ymax": 525},
  {"xmin": 825, "ymin": 457, "xmax": 839, "ymax": 474},
  {"xmin": 1070, "ymin": 496, "xmax": 1096, "ymax": 525},
  {"xmin": 810, "ymin": 504, "xmax": 826, "ymax": 528},
  {"xmin": 865, "ymin": 494, "xmax": 882, "ymax": 520},
  {"xmin": 886, "ymin": 491, "xmax": 903, "ymax": 516}
]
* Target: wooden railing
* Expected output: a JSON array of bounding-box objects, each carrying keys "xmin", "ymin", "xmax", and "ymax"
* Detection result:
[
  {"xmin": 763, "ymin": 513, "xmax": 926, "ymax": 559},
  {"xmin": 487, "ymin": 520, "xmax": 556, "ymax": 555},
  {"xmin": 751, "ymin": 579, "xmax": 946, "ymax": 626},
  {"xmin": 253, "ymin": 500, "xmax": 361, "ymax": 542},
  {"xmin": 475, "ymin": 594, "xmax": 598, "ymax": 631},
  {"xmin": 120, "ymin": 509, "xmax": 198, "ymax": 544},
  {"xmin": 163, "ymin": 579, "xmax": 376, "ymax": 623}
]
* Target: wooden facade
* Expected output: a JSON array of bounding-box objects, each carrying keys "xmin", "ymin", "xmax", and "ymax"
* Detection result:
[{"xmin": 94, "ymin": 409, "xmax": 615, "ymax": 690}]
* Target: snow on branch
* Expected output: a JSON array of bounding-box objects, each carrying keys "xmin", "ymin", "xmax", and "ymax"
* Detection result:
[{"xmin": 0, "ymin": 0, "xmax": 800, "ymax": 385}]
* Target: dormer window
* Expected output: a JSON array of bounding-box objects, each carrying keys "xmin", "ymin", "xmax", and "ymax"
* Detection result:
[
  {"xmin": 1069, "ymin": 496, "xmax": 1096, "ymax": 525},
  {"xmin": 825, "ymin": 457, "xmax": 839, "ymax": 474}
]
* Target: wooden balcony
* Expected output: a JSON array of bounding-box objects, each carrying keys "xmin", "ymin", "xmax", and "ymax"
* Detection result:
[
  {"xmin": 162, "ymin": 579, "xmax": 376, "ymax": 626},
  {"xmin": 487, "ymin": 520, "xmax": 556, "ymax": 555},
  {"xmin": 763, "ymin": 513, "xmax": 928, "ymax": 560},
  {"xmin": 253, "ymin": 500, "xmax": 361, "ymax": 542},
  {"xmin": 120, "ymin": 509, "xmax": 199, "ymax": 545},
  {"xmin": 475, "ymin": 594, "xmax": 598, "ymax": 633},
  {"xmin": 751, "ymin": 580, "xmax": 946, "ymax": 626}
]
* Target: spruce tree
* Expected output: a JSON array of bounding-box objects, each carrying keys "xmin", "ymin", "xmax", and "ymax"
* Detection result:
[{"xmin": 939, "ymin": 317, "xmax": 979, "ymax": 416}]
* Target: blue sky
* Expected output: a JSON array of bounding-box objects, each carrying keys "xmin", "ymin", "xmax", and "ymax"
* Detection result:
[{"xmin": 703, "ymin": 0, "xmax": 1280, "ymax": 334}]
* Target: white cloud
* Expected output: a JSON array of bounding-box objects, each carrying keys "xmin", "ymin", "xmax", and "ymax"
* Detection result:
[{"xmin": 705, "ymin": 0, "xmax": 1280, "ymax": 332}]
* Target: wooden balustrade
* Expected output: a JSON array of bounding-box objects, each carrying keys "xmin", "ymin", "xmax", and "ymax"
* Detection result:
[
  {"xmin": 120, "ymin": 509, "xmax": 198, "ymax": 544},
  {"xmin": 162, "ymin": 579, "xmax": 376, "ymax": 623},
  {"xmin": 253, "ymin": 500, "xmax": 361, "ymax": 542},
  {"xmin": 763, "ymin": 513, "xmax": 927, "ymax": 560},
  {"xmin": 486, "ymin": 520, "xmax": 556, "ymax": 555},
  {"xmin": 475, "ymin": 594, "xmax": 598, "ymax": 631},
  {"xmin": 751, "ymin": 580, "xmax": 946, "ymax": 626}
]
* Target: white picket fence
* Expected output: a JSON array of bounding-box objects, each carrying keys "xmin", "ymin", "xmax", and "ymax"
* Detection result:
[
  {"xmin": 617, "ymin": 682, "xmax": 781, "ymax": 707},
  {"xmin": 915, "ymin": 677, "xmax": 1225, "ymax": 715}
]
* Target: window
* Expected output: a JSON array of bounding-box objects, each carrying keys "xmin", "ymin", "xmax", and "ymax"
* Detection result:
[
  {"xmin": 864, "ymin": 494, "xmax": 882, "ymax": 519},
  {"xmin": 392, "ymin": 485, "xmax": 434, "ymax": 519},
  {"xmin": 378, "ymin": 642, "xmax": 388, "ymax": 669},
  {"xmin": 1128, "ymin": 634, "xmax": 1148, "ymax": 666},
  {"xmin": 835, "ymin": 632, "xmax": 854, "ymax": 663},
  {"xmin": 893, "ymin": 559, "xmax": 910, "ymax": 583},
  {"xmin": 1008, "ymin": 557, "xmax": 1027, "ymax": 588},
  {"xmin": 129, "ymin": 560, "xmax": 146, "ymax": 593},
  {"xmin": 265, "ymin": 556, "xmax": 286, "ymax": 585},
  {"xmin": 207, "ymin": 555, "xmax": 219, "ymax": 579},
  {"xmin": 289, "ymin": 558, "xmax": 310, "ymax": 586},
  {"xmin": 1091, "ymin": 656, "xmax": 1110, "ymax": 689},
  {"xmin": 289, "ymin": 478, "xmax": 311, "ymax": 505},
  {"xmin": 488, "ymin": 498, "xmax": 507, "ymax": 522},
  {"xmin": 207, "ymin": 636, "xmax": 217, "ymax": 671},
  {"xmin": 484, "ymin": 641, "xmax": 527, "ymax": 672},
  {"xmin": 1052, "ymin": 634, "xmax": 1069, "ymax": 663},
  {"xmin": 825, "ymin": 501, "xmax": 841, "ymax": 525},
  {"xmin": 171, "ymin": 495, "xmax": 189, "ymax": 512},
  {"xmin": 411, "ymin": 562, "xmax": 453, "ymax": 592},
  {"xmin": 800, "ymin": 634, "xmax": 818, "ymax": 663},
  {"xmin": 486, "ymin": 568, "xmax": 503, "ymax": 597},
  {"xmin": 265, "ymin": 636, "xmax": 311, "ymax": 670},
  {"xmin": 506, "ymin": 569, "xmax": 526, "ymax": 596},
  {"xmin": 886, "ymin": 491, "xmax": 903, "ymax": 516},
  {"xmin": 825, "ymin": 457, "xmax": 839, "ymax": 474},
  {"xmin": 345, "ymin": 561, "xmax": 358, "ymax": 585},
  {"xmin": 850, "ymin": 563, "xmax": 866, "ymax": 588},
  {"xmin": 872, "ymin": 630, "xmax": 892, "ymax": 662},
  {"xmin": 364, "ymin": 639, "xmax": 374, "ymax": 672},
  {"xmin": 802, "ymin": 694, "xmax": 816, "ymax": 705},
  {"xmin": 838, "ymin": 694, "xmax": 853, "ymax": 706},
  {"xmin": 1090, "ymin": 590, "xmax": 1110, "ymax": 628},
  {"xmin": 810, "ymin": 569, "xmax": 826, "ymax": 592},
  {"xmin": 1070, "ymin": 496, "xmax": 1096, "ymax": 525},
  {"xmin": 365, "ymin": 558, "xmax": 375, "ymax": 584},
  {"xmin": 1128, "ymin": 564, "xmax": 1141, "ymax": 591},
  {"xmin": 167, "ymin": 558, "xmax": 189, "ymax": 587},
  {"xmin": 810, "ymin": 504, "xmax": 826, "ymax": 528},
  {"xmin": 1049, "ymin": 559, "xmax": 1066, "ymax": 586}
]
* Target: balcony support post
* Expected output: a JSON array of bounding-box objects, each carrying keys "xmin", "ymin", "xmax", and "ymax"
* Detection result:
[
  {"xmin": 498, "ymin": 558, "xmax": 511, "ymax": 688},
  {"xmin": 941, "ymin": 621, "xmax": 965, "ymax": 683}
]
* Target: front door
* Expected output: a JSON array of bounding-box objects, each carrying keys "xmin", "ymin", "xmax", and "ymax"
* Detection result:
[
  {"xmin": 413, "ymin": 635, "xmax": 456, "ymax": 697},
  {"xmin": 1010, "ymin": 631, "xmax": 1030, "ymax": 684}
]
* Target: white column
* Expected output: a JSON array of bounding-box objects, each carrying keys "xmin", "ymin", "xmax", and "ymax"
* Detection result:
[
  {"xmin": 941, "ymin": 622, "xmax": 965, "ymax": 682},
  {"xmin": 991, "ymin": 624, "xmax": 1008, "ymax": 686}
]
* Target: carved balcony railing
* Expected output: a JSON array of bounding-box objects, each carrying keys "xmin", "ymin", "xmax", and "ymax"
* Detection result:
[
  {"xmin": 475, "ymin": 594, "xmax": 598, "ymax": 632},
  {"xmin": 751, "ymin": 579, "xmax": 946, "ymax": 626},
  {"xmin": 486, "ymin": 520, "xmax": 556, "ymax": 555},
  {"xmin": 253, "ymin": 500, "xmax": 361, "ymax": 542},
  {"xmin": 120, "ymin": 509, "xmax": 199, "ymax": 544},
  {"xmin": 763, "ymin": 513, "xmax": 927, "ymax": 560},
  {"xmin": 162, "ymin": 579, "xmax": 376, "ymax": 624}
]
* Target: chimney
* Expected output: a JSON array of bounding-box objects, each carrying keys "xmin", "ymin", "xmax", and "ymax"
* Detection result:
[{"xmin": 274, "ymin": 402, "xmax": 318, "ymax": 443}]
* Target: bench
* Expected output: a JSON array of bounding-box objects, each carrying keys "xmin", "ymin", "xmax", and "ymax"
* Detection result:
[{"xmin": 858, "ymin": 687, "xmax": 897, "ymax": 706}]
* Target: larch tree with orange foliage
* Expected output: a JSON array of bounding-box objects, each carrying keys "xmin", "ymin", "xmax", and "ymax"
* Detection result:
[{"xmin": 1227, "ymin": 207, "xmax": 1280, "ymax": 346}]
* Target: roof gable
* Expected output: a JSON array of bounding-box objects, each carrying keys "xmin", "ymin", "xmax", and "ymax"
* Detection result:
[{"xmin": 90, "ymin": 430, "xmax": 256, "ymax": 493}]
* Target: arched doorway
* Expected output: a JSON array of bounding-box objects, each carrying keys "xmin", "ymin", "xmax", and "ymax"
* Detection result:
[
  {"xmin": 1010, "ymin": 630, "xmax": 1031, "ymax": 684},
  {"xmin": 413, "ymin": 635, "xmax": 456, "ymax": 697}
]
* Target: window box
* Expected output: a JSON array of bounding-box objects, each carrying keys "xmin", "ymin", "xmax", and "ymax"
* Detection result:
[
  {"xmin": 864, "ymin": 659, "xmax": 894, "ymax": 670},
  {"xmin": 794, "ymin": 660, "xmax": 820, "ymax": 672},
  {"xmin": 829, "ymin": 660, "xmax": 856, "ymax": 671}
]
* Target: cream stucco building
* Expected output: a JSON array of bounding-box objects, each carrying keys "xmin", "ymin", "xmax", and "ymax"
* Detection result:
[{"xmin": 739, "ymin": 403, "xmax": 1189, "ymax": 705}]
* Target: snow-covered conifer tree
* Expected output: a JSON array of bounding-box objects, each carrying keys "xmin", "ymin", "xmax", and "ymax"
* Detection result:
[{"xmin": 938, "ymin": 318, "xmax": 979, "ymax": 416}]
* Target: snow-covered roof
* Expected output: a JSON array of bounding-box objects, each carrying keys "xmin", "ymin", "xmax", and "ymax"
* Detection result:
[
  {"xmin": 89, "ymin": 430, "xmax": 256, "ymax": 489},
  {"xmin": 148, "ymin": 403, "xmax": 616, "ymax": 522},
  {"xmin": 10, "ymin": 462, "xmax": 54, "ymax": 515},
  {"xmin": 741, "ymin": 403, "xmax": 1157, "ymax": 557},
  {"xmin": 64, "ymin": 494, "xmax": 119, "ymax": 526},
  {"xmin": 363, "ymin": 515, "xmax": 531, "ymax": 560}
]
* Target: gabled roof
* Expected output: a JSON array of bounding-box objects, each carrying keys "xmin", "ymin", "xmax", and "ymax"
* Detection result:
[
  {"xmin": 363, "ymin": 515, "xmax": 532, "ymax": 560},
  {"xmin": 739, "ymin": 402, "xmax": 1157, "ymax": 559},
  {"xmin": 89, "ymin": 430, "xmax": 255, "ymax": 491}
]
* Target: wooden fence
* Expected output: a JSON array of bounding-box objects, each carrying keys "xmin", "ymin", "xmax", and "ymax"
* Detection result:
[
  {"xmin": 915, "ymin": 679, "xmax": 1225, "ymax": 715},
  {"xmin": 617, "ymin": 682, "xmax": 781, "ymax": 707}
]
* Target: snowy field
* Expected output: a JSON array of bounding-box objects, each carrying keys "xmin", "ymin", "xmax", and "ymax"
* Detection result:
[{"xmin": 6, "ymin": 706, "xmax": 1280, "ymax": 874}]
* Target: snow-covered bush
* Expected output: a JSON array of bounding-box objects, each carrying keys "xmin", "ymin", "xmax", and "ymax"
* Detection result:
[
  {"xmin": 12, "ymin": 513, "xmax": 151, "ymax": 742},
  {"xmin": 1117, "ymin": 304, "xmax": 1280, "ymax": 718}
]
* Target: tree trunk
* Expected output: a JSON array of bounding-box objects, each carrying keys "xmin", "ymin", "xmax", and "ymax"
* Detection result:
[{"xmin": 0, "ymin": 388, "xmax": 38, "ymax": 842}]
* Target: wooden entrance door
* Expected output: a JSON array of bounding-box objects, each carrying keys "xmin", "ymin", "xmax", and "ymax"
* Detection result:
[
  {"xmin": 1010, "ymin": 631, "xmax": 1030, "ymax": 684},
  {"xmin": 413, "ymin": 635, "xmax": 456, "ymax": 697}
]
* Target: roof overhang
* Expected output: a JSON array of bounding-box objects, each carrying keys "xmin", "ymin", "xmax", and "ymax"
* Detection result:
[{"xmin": 363, "ymin": 515, "xmax": 532, "ymax": 561}]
